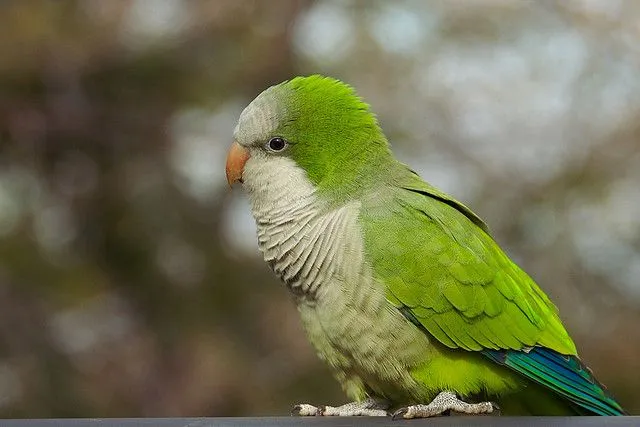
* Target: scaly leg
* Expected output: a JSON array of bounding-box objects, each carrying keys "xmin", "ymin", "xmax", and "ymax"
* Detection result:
[
  {"xmin": 392, "ymin": 391, "xmax": 498, "ymax": 419},
  {"xmin": 292, "ymin": 397, "xmax": 390, "ymax": 417}
]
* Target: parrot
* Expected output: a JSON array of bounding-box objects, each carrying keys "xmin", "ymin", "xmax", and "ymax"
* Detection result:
[{"xmin": 225, "ymin": 75, "xmax": 627, "ymax": 418}]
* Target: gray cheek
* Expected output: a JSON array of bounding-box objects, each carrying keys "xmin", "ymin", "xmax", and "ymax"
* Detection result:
[{"xmin": 241, "ymin": 154, "xmax": 269, "ymax": 192}]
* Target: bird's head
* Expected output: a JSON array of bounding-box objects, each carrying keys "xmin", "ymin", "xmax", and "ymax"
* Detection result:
[{"xmin": 226, "ymin": 75, "xmax": 391, "ymax": 205}]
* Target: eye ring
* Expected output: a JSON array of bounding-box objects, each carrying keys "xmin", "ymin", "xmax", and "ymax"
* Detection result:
[{"xmin": 267, "ymin": 137, "xmax": 287, "ymax": 152}]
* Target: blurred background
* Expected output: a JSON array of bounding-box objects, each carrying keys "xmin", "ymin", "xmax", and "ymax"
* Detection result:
[{"xmin": 0, "ymin": 0, "xmax": 639, "ymax": 418}]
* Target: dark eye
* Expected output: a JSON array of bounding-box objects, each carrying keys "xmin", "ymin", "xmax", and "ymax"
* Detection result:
[{"xmin": 267, "ymin": 137, "xmax": 287, "ymax": 152}]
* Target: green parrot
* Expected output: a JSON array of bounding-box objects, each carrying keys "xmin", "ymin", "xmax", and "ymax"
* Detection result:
[{"xmin": 225, "ymin": 75, "xmax": 626, "ymax": 418}]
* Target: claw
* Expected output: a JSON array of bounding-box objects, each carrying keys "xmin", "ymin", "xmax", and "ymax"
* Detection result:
[
  {"xmin": 391, "ymin": 407, "xmax": 408, "ymax": 421},
  {"xmin": 491, "ymin": 402, "xmax": 501, "ymax": 416}
]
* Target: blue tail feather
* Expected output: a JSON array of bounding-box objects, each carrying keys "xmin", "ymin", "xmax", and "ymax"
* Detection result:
[
  {"xmin": 525, "ymin": 351, "xmax": 602, "ymax": 402},
  {"xmin": 483, "ymin": 347, "xmax": 626, "ymax": 416},
  {"xmin": 508, "ymin": 352, "xmax": 612, "ymax": 414}
]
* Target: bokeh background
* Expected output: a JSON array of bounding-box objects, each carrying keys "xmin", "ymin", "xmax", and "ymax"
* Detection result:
[{"xmin": 0, "ymin": 0, "xmax": 639, "ymax": 418}]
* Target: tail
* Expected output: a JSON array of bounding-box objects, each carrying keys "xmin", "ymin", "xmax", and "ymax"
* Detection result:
[{"xmin": 483, "ymin": 347, "xmax": 627, "ymax": 416}]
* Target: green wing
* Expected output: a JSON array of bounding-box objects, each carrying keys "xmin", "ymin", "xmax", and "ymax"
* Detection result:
[{"xmin": 361, "ymin": 175, "xmax": 576, "ymax": 356}]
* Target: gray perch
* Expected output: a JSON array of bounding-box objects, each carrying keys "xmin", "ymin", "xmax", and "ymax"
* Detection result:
[{"xmin": 0, "ymin": 418, "xmax": 638, "ymax": 427}]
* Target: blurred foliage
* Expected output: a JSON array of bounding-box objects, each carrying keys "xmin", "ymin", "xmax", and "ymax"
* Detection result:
[{"xmin": 0, "ymin": 0, "xmax": 638, "ymax": 418}]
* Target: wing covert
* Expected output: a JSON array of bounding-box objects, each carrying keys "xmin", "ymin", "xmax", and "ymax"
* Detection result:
[{"xmin": 361, "ymin": 180, "xmax": 576, "ymax": 356}]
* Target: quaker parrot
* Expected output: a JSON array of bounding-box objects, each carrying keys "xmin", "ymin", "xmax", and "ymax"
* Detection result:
[{"xmin": 225, "ymin": 75, "xmax": 626, "ymax": 418}]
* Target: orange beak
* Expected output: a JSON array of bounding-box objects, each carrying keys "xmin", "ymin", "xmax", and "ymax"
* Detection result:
[{"xmin": 225, "ymin": 141, "xmax": 250, "ymax": 187}]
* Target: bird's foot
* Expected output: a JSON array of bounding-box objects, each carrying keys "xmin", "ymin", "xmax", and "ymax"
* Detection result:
[
  {"xmin": 392, "ymin": 391, "xmax": 499, "ymax": 419},
  {"xmin": 292, "ymin": 397, "xmax": 390, "ymax": 417}
]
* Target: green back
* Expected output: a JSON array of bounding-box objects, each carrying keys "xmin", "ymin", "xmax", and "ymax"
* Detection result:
[{"xmin": 360, "ymin": 172, "xmax": 577, "ymax": 355}]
